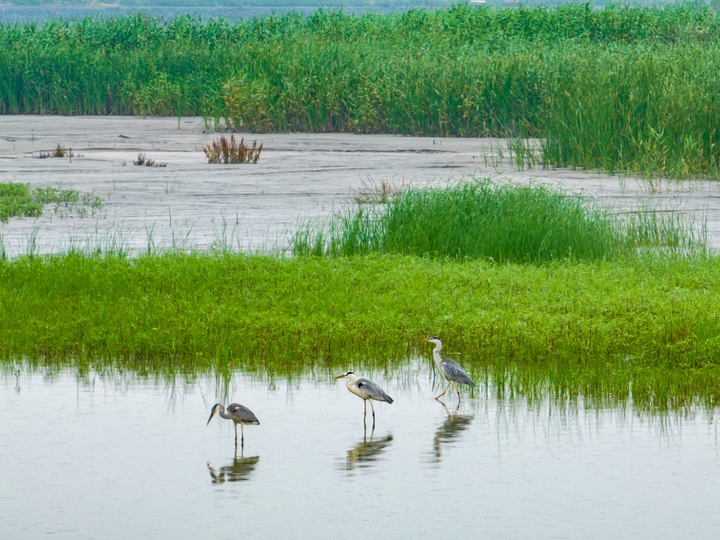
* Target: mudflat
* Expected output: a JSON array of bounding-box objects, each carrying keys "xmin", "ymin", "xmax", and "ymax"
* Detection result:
[{"xmin": 1, "ymin": 115, "xmax": 717, "ymax": 255}]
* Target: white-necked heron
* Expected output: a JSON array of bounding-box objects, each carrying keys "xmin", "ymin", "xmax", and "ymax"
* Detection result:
[
  {"xmin": 422, "ymin": 337, "xmax": 476, "ymax": 402},
  {"xmin": 334, "ymin": 371, "xmax": 393, "ymax": 427},
  {"xmin": 207, "ymin": 402, "xmax": 259, "ymax": 448}
]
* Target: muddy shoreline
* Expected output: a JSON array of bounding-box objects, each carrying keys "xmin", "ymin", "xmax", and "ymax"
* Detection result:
[{"xmin": 1, "ymin": 115, "xmax": 717, "ymax": 256}]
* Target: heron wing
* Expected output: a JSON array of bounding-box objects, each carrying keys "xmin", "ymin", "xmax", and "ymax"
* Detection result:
[
  {"xmin": 227, "ymin": 403, "xmax": 260, "ymax": 424},
  {"xmin": 357, "ymin": 378, "xmax": 394, "ymax": 404},
  {"xmin": 441, "ymin": 359, "xmax": 476, "ymax": 387}
]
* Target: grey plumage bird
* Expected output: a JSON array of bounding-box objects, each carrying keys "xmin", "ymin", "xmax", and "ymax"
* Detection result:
[
  {"xmin": 334, "ymin": 371, "xmax": 393, "ymax": 427},
  {"xmin": 422, "ymin": 337, "xmax": 475, "ymax": 402},
  {"xmin": 207, "ymin": 402, "xmax": 260, "ymax": 449}
]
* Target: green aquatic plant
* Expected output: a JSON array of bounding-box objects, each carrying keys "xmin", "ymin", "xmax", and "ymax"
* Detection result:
[
  {"xmin": 0, "ymin": 182, "xmax": 103, "ymax": 222},
  {"xmin": 1, "ymin": 251, "xmax": 720, "ymax": 410},
  {"xmin": 0, "ymin": 183, "xmax": 43, "ymax": 222},
  {"xmin": 294, "ymin": 179, "xmax": 705, "ymax": 262}
]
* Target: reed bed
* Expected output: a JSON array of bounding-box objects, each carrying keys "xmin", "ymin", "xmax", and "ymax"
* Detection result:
[
  {"xmin": 2, "ymin": 5, "xmax": 720, "ymax": 177},
  {"xmin": 1, "ymin": 251, "xmax": 720, "ymax": 410},
  {"xmin": 293, "ymin": 179, "xmax": 705, "ymax": 262}
]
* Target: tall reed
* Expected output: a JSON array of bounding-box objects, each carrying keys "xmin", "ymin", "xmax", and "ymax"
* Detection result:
[{"xmin": 2, "ymin": 5, "xmax": 720, "ymax": 176}]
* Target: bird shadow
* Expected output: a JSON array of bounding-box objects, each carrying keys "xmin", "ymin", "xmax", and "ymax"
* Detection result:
[
  {"xmin": 428, "ymin": 402, "xmax": 474, "ymax": 464},
  {"xmin": 207, "ymin": 450, "xmax": 260, "ymax": 483},
  {"xmin": 341, "ymin": 426, "xmax": 394, "ymax": 473}
]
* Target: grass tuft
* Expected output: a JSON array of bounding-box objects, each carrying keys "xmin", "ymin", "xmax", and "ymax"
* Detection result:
[
  {"xmin": 294, "ymin": 178, "xmax": 705, "ymax": 262},
  {"xmin": 203, "ymin": 135, "xmax": 263, "ymax": 164},
  {"xmin": 133, "ymin": 153, "xmax": 167, "ymax": 167}
]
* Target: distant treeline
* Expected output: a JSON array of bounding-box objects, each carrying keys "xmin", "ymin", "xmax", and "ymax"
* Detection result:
[
  {"xmin": 2, "ymin": 0, "xmax": 445, "ymax": 6},
  {"xmin": 2, "ymin": 4, "xmax": 720, "ymax": 177}
]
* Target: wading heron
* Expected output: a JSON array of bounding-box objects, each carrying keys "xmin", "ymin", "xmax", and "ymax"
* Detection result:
[
  {"xmin": 334, "ymin": 372, "xmax": 393, "ymax": 427},
  {"xmin": 422, "ymin": 337, "xmax": 475, "ymax": 402},
  {"xmin": 207, "ymin": 402, "xmax": 259, "ymax": 449}
]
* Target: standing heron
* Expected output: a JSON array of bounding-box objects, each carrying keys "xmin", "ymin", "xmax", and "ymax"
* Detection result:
[
  {"xmin": 421, "ymin": 337, "xmax": 475, "ymax": 402},
  {"xmin": 333, "ymin": 372, "xmax": 393, "ymax": 427},
  {"xmin": 207, "ymin": 402, "xmax": 260, "ymax": 449}
]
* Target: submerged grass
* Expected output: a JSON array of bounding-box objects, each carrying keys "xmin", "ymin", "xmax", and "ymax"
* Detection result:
[
  {"xmin": 0, "ymin": 182, "xmax": 104, "ymax": 222},
  {"xmin": 3, "ymin": 5, "xmax": 720, "ymax": 177},
  {"xmin": 1, "ymin": 252, "xmax": 720, "ymax": 410},
  {"xmin": 294, "ymin": 179, "xmax": 705, "ymax": 262}
]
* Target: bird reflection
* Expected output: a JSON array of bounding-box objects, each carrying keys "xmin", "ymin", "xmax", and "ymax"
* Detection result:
[
  {"xmin": 430, "ymin": 402, "xmax": 474, "ymax": 463},
  {"xmin": 343, "ymin": 427, "xmax": 393, "ymax": 471},
  {"xmin": 207, "ymin": 451, "xmax": 260, "ymax": 483}
]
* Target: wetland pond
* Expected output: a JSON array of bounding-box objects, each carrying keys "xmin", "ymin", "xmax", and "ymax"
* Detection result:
[{"xmin": 2, "ymin": 361, "xmax": 720, "ymax": 539}]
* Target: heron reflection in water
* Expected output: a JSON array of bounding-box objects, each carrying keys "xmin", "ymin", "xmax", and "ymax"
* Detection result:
[
  {"xmin": 207, "ymin": 450, "xmax": 260, "ymax": 483},
  {"xmin": 430, "ymin": 402, "xmax": 474, "ymax": 463},
  {"xmin": 344, "ymin": 427, "xmax": 394, "ymax": 471}
]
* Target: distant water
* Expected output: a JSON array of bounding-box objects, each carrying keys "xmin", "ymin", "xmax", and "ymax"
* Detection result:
[{"xmin": 0, "ymin": 4, "xmax": 435, "ymax": 23}]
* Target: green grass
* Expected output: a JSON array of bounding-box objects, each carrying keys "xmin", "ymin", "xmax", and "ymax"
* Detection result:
[
  {"xmin": 2, "ymin": 5, "xmax": 720, "ymax": 177},
  {"xmin": 0, "ymin": 183, "xmax": 43, "ymax": 222},
  {"xmin": 0, "ymin": 182, "xmax": 103, "ymax": 223},
  {"xmin": 1, "ymin": 251, "xmax": 720, "ymax": 410},
  {"xmin": 293, "ymin": 179, "xmax": 705, "ymax": 262}
]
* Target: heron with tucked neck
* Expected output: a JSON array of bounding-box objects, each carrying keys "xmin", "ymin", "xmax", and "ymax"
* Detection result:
[
  {"xmin": 421, "ymin": 337, "xmax": 475, "ymax": 402},
  {"xmin": 334, "ymin": 371, "xmax": 393, "ymax": 428},
  {"xmin": 207, "ymin": 402, "xmax": 260, "ymax": 449}
]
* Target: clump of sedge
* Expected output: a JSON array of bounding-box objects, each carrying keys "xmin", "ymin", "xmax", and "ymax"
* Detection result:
[
  {"xmin": 133, "ymin": 153, "xmax": 166, "ymax": 167},
  {"xmin": 204, "ymin": 135, "xmax": 262, "ymax": 164},
  {"xmin": 38, "ymin": 144, "xmax": 72, "ymax": 159}
]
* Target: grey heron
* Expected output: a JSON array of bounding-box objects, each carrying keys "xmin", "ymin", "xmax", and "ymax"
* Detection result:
[
  {"xmin": 421, "ymin": 337, "xmax": 475, "ymax": 402},
  {"xmin": 333, "ymin": 371, "xmax": 393, "ymax": 427},
  {"xmin": 207, "ymin": 402, "xmax": 259, "ymax": 449}
]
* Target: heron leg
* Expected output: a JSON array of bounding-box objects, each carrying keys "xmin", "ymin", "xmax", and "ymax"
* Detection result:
[
  {"xmin": 234, "ymin": 422, "xmax": 238, "ymax": 448},
  {"xmin": 455, "ymin": 384, "xmax": 462, "ymax": 403},
  {"xmin": 435, "ymin": 382, "xmax": 450, "ymax": 401},
  {"xmin": 369, "ymin": 399, "xmax": 376, "ymax": 428},
  {"xmin": 363, "ymin": 399, "xmax": 367, "ymax": 425},
  {"xmin": 241, "ymin": 423, "xmax": 245, "ymax": 449}
]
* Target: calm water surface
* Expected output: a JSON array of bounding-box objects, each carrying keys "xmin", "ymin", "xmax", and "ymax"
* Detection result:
[{"xmin": 2, "ymin": 364, "xmax": 719, "ymax": 539}]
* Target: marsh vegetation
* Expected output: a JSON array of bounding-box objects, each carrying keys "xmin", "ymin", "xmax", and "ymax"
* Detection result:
[
  {"xmin": 294, "ymin": 179, "xmax": 706, "ymax": 262},
  {"xmin": 203, "ymin": 135, "xmax": 263, "ymax": 164},
  {"xmin": 2, "ymin": 5, "xmax": 720, "ymax": 177},
  {"xmin": 0, "ymin": 178, "xmax": 716, "ymax": 411},
  {"xmin": 0, "ymin": 182, "xmax": 103, "ymax": 223},
  {"xmin": 132, "ymin": 153, "xmax": 167, "ymax": 167}
]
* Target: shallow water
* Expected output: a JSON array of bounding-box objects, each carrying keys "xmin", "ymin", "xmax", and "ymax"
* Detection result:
[
  {"xmin": 1, "ymin": 116, "xmax": 716, "ymax": 257},
  {"xmin": 2, "ymin": 364, "xmax": 720, "ymax": 539}
]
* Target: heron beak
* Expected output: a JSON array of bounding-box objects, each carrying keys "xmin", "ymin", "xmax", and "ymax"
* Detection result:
[
  {"xmin": 420, "ymin": 338, "xmax": 430, "ymax": 343},
  {"xmin": 333, "ymin": 374, "xmax": 346, "ymax": 380},
  {"xmin": 206, "ymin": 407, "xmax": 217, "ymax": 425}
]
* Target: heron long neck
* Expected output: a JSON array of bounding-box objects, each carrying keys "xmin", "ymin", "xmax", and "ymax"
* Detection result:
[
  {"xmin": 346, "ymin": 373, "xmax": 359, "ymax": 388},
  {"xmin": 432, "ymin": 345, "xmax": 444, "ymax": 370},
  {"xmin": 217, "ymin": 404, "xmax": 232, "ymax": 420}
]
